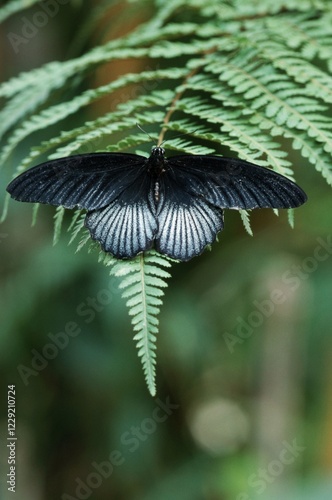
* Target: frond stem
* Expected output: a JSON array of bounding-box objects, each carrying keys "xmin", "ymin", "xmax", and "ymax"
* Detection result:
[
  {"xmin": 157, "ymin": 67, "xmax": 198, "ymax": 145},
  {"xmin": 157, "ymin": 46, "xmax": 218, "ymax": 145}
]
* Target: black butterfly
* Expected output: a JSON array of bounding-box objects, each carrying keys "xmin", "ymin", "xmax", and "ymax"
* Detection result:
[{"xmin": 6, "ymin": 147, "xmax": 307, "ymax": 261}]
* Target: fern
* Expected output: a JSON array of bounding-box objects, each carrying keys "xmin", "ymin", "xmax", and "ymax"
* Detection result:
[
  {"xmin": 240, "ymin": 210, "xmax": 253, "ymax": 237},
  {"xmin": 1, "ymin": 0, "xmax": 332, "ymax": 394},
  {"xmin": 0, "ymin": 0, "xmax": 41, "ymax": 23},
  {"xmin": 53, "ymin": 206, "xmax": 66, "ymax": 246},
  {"xmin": 103, "ymin": 251, "xmax": 174, "ymax": 396}
]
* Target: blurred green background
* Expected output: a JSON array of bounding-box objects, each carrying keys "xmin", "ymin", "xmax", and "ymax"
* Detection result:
[{"xmin": 1, "ymin": 2, "xmax": 332, "ymax": 499}]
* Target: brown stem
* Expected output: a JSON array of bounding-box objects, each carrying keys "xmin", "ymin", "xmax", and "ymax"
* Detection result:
[
  {"xmin": 157, "ymin": 46, "xmax": 218, "ymax": 146},
  {"xmin": 157, "ymin": 66, "xmax": 198, "ymax": 146}
]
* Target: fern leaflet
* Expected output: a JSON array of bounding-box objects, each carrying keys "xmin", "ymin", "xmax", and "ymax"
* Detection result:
[{"xmin": 103, "ymin": 251, "xmax": 175, "ymax": 396}]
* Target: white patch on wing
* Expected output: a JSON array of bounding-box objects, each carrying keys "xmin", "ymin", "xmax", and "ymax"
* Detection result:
[
  {"xmin": 85, "ymin": 200, "xmax": 157, "ymax": 259},
  {"xmin": 156, "ymin": 196, "xmax": 224, "ymax": 261}
]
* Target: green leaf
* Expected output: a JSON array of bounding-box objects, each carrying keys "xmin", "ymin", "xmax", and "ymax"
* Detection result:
[
  {"xmin": 0, "ymin": 0, "xmax": 40, "ymax": 23},
  {"xmin": 108, "ymin": 251, "xmax": 175, "ymax": 396},
  {"xmin": 53, "ymin": 206, "xmax": 66, "ymax": 246},
  {"xmin": 239, "ymin": 210, "xmax": 253, "ymax": 236}
]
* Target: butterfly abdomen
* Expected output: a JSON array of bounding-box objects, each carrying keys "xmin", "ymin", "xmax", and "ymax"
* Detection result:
[
  {"xmin": 154, "ymin": 180, "xmax": 160, "ymax": 203},
  {"xmin": 146, "ymin": 146, "xmax": 169, "ymax": 204}
]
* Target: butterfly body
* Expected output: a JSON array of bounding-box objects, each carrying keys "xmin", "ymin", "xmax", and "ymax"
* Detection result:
[
  {"xmin": 143, "ymin": 146, "xmax": 167, "ymax": 204},
  {"xmin": 7, "ymin": 147, "xmax": 307, "ymax": 261}
]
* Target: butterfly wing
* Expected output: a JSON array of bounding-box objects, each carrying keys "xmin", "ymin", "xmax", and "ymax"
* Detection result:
[
  {"xmin": 85, "ymin": 173, "xmax": 157, "ymax": 259},
  {"xmin": 156, "ymin": 171, "xmax": 224, "ymax": 261},
  {"xmin": 166, "ymin": 156, "xmax": 307, "ymax": 209},
  {"xmin": 6, "ymin": 153, "xmax": 146, "ymax": 210}
]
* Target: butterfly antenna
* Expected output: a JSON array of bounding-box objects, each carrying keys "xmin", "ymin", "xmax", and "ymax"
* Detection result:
[
  {"xmin": 159, "ymin": 128, "xmax": 200, "ymax": 147},
  {"xmin": 136, "ymin": 123, "xmax": 156, "ymax": 143},
  {"xmin": 137, "ymin": 123, "xmax": 200, "ymax": 147}
]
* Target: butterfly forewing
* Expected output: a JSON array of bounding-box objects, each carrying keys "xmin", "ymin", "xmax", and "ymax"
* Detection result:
[
  {"xmin": 7, "ymin": 153, "xmax": 146, "ymax": 210},
  {"xmin": 167, "ymin": 156, "xmax": 307, "ymax": 209}
]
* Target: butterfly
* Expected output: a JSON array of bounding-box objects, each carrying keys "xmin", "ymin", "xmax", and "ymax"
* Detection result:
[{"xmin": 6, "ymin": 146, "xmax": 307, "ymax": 261}]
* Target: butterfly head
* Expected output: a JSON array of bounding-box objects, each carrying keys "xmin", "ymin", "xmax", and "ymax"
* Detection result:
[
  {"xmin": 151, "ymin": 146, "xmax": 165, "ymax": 157},
  {"xmin": 147, "ymin": 146, "xmax": 166, "ymax": 174}
]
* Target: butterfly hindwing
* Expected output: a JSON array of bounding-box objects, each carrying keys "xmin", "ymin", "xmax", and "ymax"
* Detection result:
[
  {"xmin": 85, "ymin": 172, "xmax": 157, "ymax": 259},
  {"xmin": 167, "ymin": 156, "xmax": 307, "ymax": 209},
  {"xmin": 155, "ymin": 170, "xmax": 224, "ymax": 261},
  {"xmin": 6, "ymin": 153, "xmax": 146, "ymax": 210}
]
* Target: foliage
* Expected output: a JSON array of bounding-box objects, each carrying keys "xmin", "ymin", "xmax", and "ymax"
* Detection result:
[
  {"xmin": 0, "ymin": 0, "xmax": 41, "ymax": 23},
  {"xmin": 1, "ymin": 0, "xmax": 331, "ymax": 393},
  {"xmin": 103, "ymin": 251, "xmax": 174, "ymax": 397}
]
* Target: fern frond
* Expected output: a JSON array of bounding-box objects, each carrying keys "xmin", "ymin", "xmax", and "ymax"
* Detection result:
[
  {"xmin": 0, "ymin": 0, "xmax": 40, "ymax": 23},
  {"xmin": 0, "ymin": 68, "xmax": 187, "ymax": 167},
  {"xmin": 31, "ymin": 203, "xmax": 39, "ymax": 227},
  {"xmin": 287, "ymin": 208, "xmax": 295, "ymax": 229},
  {"xmin": 239, "ymin": 210, "xmax": 253, "ymax": 236},
  {"xmin": 76, "ymin": 231, "xmax": 92, "ymax": 253},
  {"xmin": 53, "ymin": 206, "xmax": 65, "ymax": 246},
  {"xmin": 68, "ymin": 211, "xmax": 86, "ymax": 245},
  {"xmin": 179, "ymin": 97, "xmax": 292, "ymax": 174},
  {"xmin": 105, "ymin": 251, "xmax": 175, "ymax": 396}
]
